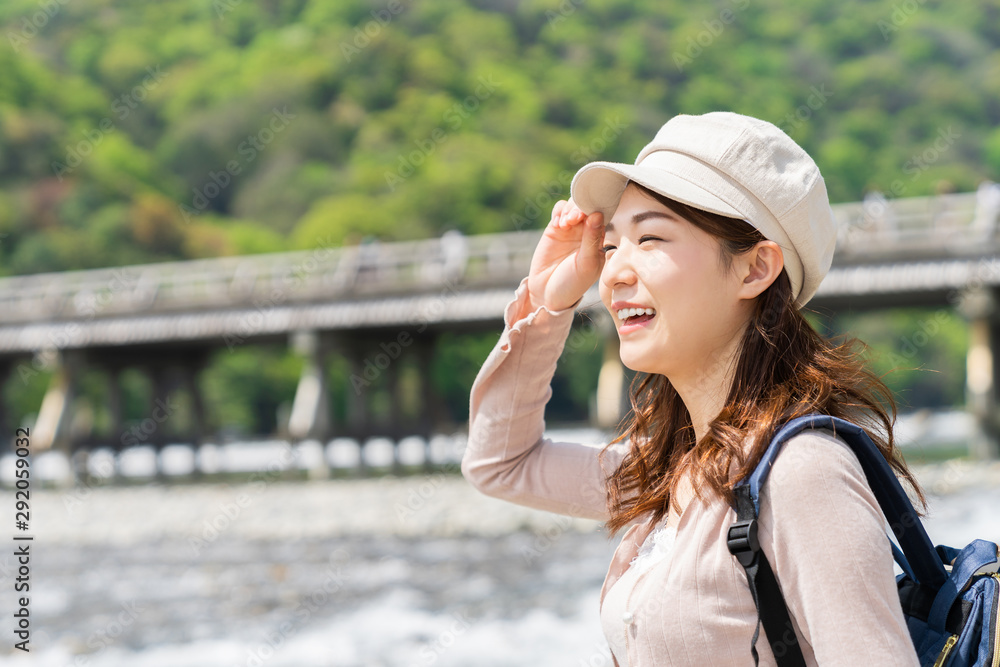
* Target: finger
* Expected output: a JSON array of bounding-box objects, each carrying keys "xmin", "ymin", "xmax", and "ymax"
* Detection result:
[
  {"xmin": 550, "ymin": 200, "xmax": 568, "ymax": 226},
  {"xmin": 563, "ymin": 203, "xmax": 587, "ymax": 228}
]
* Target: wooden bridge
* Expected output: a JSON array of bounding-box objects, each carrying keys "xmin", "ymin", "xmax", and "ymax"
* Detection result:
[{"xmin": 1, "ymin": 190, "xmax": 999, "ymax": 462}]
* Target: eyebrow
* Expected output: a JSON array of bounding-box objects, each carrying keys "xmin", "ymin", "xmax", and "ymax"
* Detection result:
[{"xmin": 604, "ymin": 209, "xmax": 682, "ymax": 233}]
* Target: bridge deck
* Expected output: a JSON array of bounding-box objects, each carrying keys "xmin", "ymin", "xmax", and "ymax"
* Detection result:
[{"xmin": 0, "ymin": 191, "xmax": 996, "ymax": 354}]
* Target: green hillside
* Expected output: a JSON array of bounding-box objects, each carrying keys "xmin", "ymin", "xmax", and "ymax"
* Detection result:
[
  {"xmin": 2, "ymin": 0, "xmax": 999, "ymax": 275},
  {"xmin": 1, "ymin": 0, "xmax": 992, "ymax": 435}
]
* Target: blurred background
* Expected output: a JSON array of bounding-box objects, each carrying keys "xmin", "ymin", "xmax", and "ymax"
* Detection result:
[{"xmin": 0, "ymin": 0, "xmax": 999, "ymax": 665}]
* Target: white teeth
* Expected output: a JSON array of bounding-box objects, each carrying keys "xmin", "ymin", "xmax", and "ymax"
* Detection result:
[{"xmin": 616, "ymin": 307, "xmax": 656, "ymax": 320}]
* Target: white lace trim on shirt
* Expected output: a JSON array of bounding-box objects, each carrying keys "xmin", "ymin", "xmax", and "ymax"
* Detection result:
[{"xmin": 628, "ymin": 520, "xmax": 678, "ymax": 577}]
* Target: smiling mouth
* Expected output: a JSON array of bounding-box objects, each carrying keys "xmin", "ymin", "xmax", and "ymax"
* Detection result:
[{"xmin": 617, "ymin": 307, "xmax": 656, "ymax": 326}]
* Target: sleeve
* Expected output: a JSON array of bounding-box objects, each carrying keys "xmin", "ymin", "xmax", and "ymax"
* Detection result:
[
  {"xmin": 460, "ymin": 276, "xmax": 627, "ymax": 521},
  {"xmin": 757, "ymin": 429, "xmax": 920, "ymax": 667}
]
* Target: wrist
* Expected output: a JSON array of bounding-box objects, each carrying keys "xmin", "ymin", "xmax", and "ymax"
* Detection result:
[
  {"xmin": 530, "ymin": 294, "xmax": 581, "ymax": 316},
  {"xmin": 518, "ymin": 282, "xmax": 581, "ymax": 321},
  {"xmin": 515, "ymin": 294, "xmax": 543, "ymax": 322}
]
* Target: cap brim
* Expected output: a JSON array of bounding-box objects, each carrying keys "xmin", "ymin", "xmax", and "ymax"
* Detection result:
[
  {"xmin": 569, "ymin": 151, "xmax": 808, "ymax": 308},
  {"xmin": 570, "ymin": 159, "xmax": 745, "ymax": 225}
]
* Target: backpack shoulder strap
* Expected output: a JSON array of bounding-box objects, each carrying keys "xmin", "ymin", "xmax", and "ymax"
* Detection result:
[
  {"xmin": 730, "ymin": 483, "xmax": 807, "ymax": 667},
  {"xmin": 744, "ymin": 414, "xmax": 946, "ymax": 589},
  {"xmin": 727, "ymin": 414, "xmax": 949, "ymax": 665}
]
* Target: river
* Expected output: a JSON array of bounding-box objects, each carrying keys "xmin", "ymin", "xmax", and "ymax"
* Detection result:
[{"xmin": 2, "ymin": 425, "xmax": 998, "ymax": 667}]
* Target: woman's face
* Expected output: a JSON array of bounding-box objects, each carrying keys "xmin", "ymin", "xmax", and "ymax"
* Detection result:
[{"xmin": 598, "ymin": 184, "xmax": 751, "ymax": 379}]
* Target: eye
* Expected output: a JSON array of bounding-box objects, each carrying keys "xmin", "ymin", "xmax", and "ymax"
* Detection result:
[
  {"xmin": 600, "ymin": 244, "xmax": 617, "ymax": 254},
  {"xmin": 638, "ymin": 235, "xmax": 663, "ymax": 245}
]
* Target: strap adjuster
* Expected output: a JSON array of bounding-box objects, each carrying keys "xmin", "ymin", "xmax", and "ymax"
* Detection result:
[{"xmin": 727, "ymin": 519, "xmax": 760, "ymax": 567}]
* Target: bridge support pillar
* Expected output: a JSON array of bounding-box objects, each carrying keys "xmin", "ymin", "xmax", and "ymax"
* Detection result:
[
  {"xmin": 147, "ymin": 365, "xmax": 174, "ymax": 479},
  {"xmin": 961, "ymin": 288, "xmax": 1000, "ymax": 459},
  {"xmin": 288, "ymin": 330, "xmax": 331, "ymax": 442},
  {"xmin": 180, "ymin": 361, "xmax": 208, "ymax": 449},
  {"xmin": 596, "ymin": 332, "xmax": 626, "ymax": 431},
  {"xmin": 383, "ymin": 354, "xmax": 403, "ymax": 473},
  {"xmin": 149, "ymin": 365, "xmax": 174, "ymax": 451},
  {"xmin": 34, "ymin": 349, "xmax": 83, "ymax": 453},
  {"xmin": 345, "ymin": 337, "xmax": 369, "ymax": 440},
  {"xmin": 414, "ymin": 335, "xmax": 445, "ymax": 437},
  {"xmin": 107, "ymin": 366, "xmax": 124, "ymax": 450}
]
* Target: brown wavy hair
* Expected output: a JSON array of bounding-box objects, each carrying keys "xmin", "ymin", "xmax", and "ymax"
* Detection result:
[{"xmin": 599, "ymin": 183, "xmax": 926, "ymax": 535}]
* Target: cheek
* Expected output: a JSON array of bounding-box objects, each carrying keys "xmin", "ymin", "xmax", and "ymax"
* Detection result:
[
  {"xmin": 634, "ymin": 252, "xmax": 671, "ymax": 284},
  {"xmin": 598, "ymin": 279, "xmax": 612, "ymax": 307},
  {"xmin": 654, "ymin": 259, "xmax": 729, "ymax": 321}
]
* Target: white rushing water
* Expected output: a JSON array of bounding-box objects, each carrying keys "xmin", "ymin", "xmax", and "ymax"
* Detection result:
[{"xmin": 1, "ymin": 423, "xmax": 998, "ymax": 667}]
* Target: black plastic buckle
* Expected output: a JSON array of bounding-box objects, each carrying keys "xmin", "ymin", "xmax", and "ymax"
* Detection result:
[{"xmin": 727, "ymin": 519, "xmax": 760, "ymax": 567}]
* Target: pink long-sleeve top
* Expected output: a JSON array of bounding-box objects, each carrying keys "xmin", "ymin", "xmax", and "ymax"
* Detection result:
[{"xmin": 461, "ymin": 277, "xmax": 920, "ymax": 667}]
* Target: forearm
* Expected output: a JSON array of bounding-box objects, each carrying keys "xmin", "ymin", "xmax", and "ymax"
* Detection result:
[{"xmin": 462, "ymin": 277, "xmax": 613, "ymax": 520}]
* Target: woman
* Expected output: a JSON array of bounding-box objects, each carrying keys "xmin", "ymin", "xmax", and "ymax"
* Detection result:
[{"xmin": 461, "ymin": 111, "xmax": 924, "ymax": 666}]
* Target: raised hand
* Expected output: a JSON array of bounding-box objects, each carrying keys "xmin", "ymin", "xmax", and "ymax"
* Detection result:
[{"xmin": 524, "ymin": 199, "xmax": 605, "ymax": 314}]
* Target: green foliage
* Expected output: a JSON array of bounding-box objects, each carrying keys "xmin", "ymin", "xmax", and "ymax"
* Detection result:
[
  {"xmin": 2, "ymin": 0, "xmax": 992, "ymax": 436},
  {"xmin": 830, "ymin": 308, "xmax": 969, "ymax": 410},
  {"xmin": 2, "ymin": 0, "xmax": 997, "ymax": 275},
  {"xmin": 430, "ymin": 331, "xmax": 500, "ymax": 424},
  {"xmin": 550, "ymin": 320, "xmax": 605, "ymax": 423},
  {"xmin": 201, "ymin": 345, "xmax": 303, "ymax": 436},
  {"xmin": 2, "ymin": 361, "xmax": 50, "ymax": 431}
]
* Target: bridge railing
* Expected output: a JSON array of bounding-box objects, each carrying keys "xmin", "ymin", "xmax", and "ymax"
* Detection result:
[
  {"xmin": 832, "ymin": 192, "xmax": 992, "ymax": 260},
  {"xmin": 0, "ymin": 231, "xmax": 541, "ymax": 324},
  {"xmin": 0, "ymin": 191, "xmax": 996, "ymax": 324}
]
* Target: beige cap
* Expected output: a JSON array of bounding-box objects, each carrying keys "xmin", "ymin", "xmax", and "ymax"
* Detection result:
[{"xmin": 570, "ymin": 111, "xmax": 836, "ymax": 307}]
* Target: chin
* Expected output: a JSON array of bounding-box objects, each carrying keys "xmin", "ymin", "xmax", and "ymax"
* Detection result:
[{"xmin": 618, "ymin": 353, "xmax": 660, "ymax": 376}]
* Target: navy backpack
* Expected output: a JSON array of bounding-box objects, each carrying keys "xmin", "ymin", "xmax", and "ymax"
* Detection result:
[{"xmin": 726, "ymin": 414, "xmax": 1000, "ymax": 667}]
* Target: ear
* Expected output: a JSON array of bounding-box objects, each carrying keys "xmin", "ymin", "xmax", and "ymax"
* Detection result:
[{"xmin": 736, "ymin": 240, "xmax": 783, "ymax": 301}]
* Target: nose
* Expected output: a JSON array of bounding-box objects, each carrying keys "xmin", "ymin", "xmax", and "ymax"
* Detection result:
[{"xmin": 600, "ymin": 241, "xmax": 639, "ymax": 291}]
